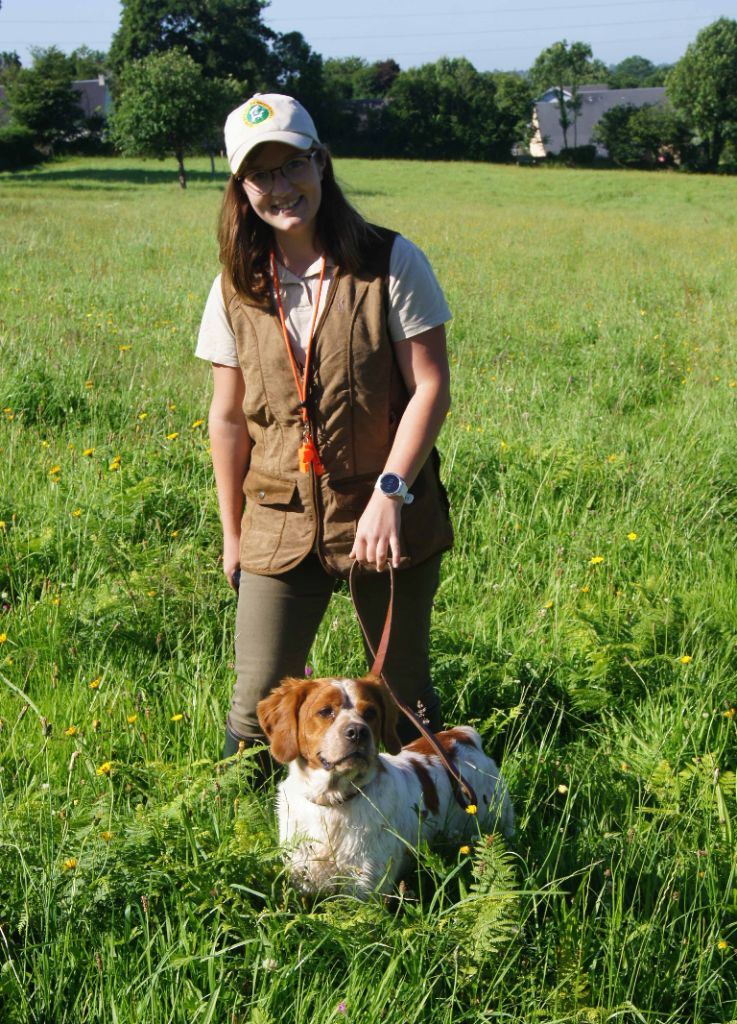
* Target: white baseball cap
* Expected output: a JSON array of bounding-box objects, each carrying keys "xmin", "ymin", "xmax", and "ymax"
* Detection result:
[{"xmin": 224, "ymin": 94, "xmax": 321, "ymax": 175}]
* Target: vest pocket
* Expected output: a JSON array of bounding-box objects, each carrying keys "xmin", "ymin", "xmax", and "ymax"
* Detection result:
[
  {"xmin": 244, "ymin": 468, "xmax": 298, "ymax": 507},
  {"xmin": 326, "ymin": 471, "xmax": 378, "ymax": 512}
]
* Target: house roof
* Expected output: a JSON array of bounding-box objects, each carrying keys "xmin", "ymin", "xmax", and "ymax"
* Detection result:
[{"xmin": 533, "ymin": 87, "xmax": 667, "ymax": 155}]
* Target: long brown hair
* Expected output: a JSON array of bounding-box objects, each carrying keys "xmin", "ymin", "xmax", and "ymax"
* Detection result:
[{"xmin": 217, "ymin": 147, "xmax": 378, "ymax": 308}]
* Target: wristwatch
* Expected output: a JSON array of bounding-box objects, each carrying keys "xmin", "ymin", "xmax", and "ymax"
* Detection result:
[{"xmin": 375, "ymin": 472, "xmax": 414, "ymax": 505}]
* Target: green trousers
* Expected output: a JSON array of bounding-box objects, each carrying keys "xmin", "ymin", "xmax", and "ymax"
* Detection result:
[{"xmin": 228, "ymin": 553, "xmax": 443, "ymax": 745}]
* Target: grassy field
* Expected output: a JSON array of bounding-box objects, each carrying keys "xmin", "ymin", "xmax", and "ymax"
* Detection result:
[{"xmin": 1, "ymin": 154, "xmax": 736, "ymax": 1023}]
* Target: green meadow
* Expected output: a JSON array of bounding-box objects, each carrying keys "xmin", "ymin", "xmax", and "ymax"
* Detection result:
[{"xmin": 1, "ymin": 155, "xmax": 736, "ymax": 1023}]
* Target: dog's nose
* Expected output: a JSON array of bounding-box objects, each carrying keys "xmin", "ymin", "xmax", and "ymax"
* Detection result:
[{"xmin": 344, "ymin": 722, "xmax": 369, "ymax": 744}]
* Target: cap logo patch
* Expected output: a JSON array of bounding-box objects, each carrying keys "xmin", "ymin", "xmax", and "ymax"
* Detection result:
[{"xmin": 243, "ymin": 100, "xmax": 274, "ymax": 127}]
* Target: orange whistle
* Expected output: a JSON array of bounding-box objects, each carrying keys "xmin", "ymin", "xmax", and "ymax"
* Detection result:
[{"xmin": 299, "ymin": 437, "xmax": 325, "ymax": 475}]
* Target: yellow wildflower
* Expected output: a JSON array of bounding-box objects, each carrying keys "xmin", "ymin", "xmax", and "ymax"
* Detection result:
[
  {"xmin": 171, "ymin": 713, "xmax": 184, "ymax": 722},
  {"xmin": 0, "ymin": 634, "xmax": 7, "ymax": 644},
  {"xmin": 465, "ymin": 803, "xmax": 477, "ymax": 815},
  {"xmin": 722, "ymin": 708, "xmax": 736, "ymax": 719},
  {"xmin": 85, "ymin": 380, "xmax": 94, "ymax": 389},
  {"xmin": 138, "ymin": 412, "xmax": 148, "ymax": 420},
  {"xmin": 557, "ymin": 784, "xmax": 569, "ymax": 795},
  {"xmin": 119, "ymin": 344, "xmax": 132, "ymax": 352},
  {"xmin": 627, "ymin": 532, "xmax": 638, "ymax": 541},
  {"xmin": 63, "ymin": 858, "xmax": 77, "ymax": 871},
  {"xmin": 96, "ymin": 761, "xmax": 112, "ymax": 775},
  {"xmin": 127, "ymin": 714, "xmax": 137, "ymax": 725},
  {"xmin": 580, "ymin": 586, "xmax": 590, "ymax": 593},
  {"xmin": 49, "ymin": 465, "xmax": 61, "ymax": 475},
  {"xmin": 71, "ymin": 509, "xmax": 82, "ymax": 518},
  {"xmin": 679, "ymin": 655, "xmax": 693, "ymax": 665},
  {"xmin": 89, "ymin": 677, "xmax": 101, "ymax": 689},
  {"xmin": 100, "ymin": 831, "xmax": 113, "ymax": 842},
  {"xmin": 83, "ymin": 447, "xmax": 95, "ymax": 457},
  {"xmin": 590, "ymin": 556, "xmax": 604, "ymax": 565},
  {"xmin": 166, "ymin": 432, "xmax": 179, "ymax": 441},
  {"xmin": 65, "ymin": 725, "xmax": 77, "ymax": 737},
  {"xmin": 459, "ymin": 845, "xmax": 471, "ymax": 855},
  {"xmin": 191, "ymin": 419, "xmax": 204, "ymax": 428}
]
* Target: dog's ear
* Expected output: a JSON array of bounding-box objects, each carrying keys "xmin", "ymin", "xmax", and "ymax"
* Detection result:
[
  {"xmin": 365, "ymin": 675, "xmax": 402, "ymax": 754},
  {"xmin": 257, "ymin": 677, "xmax": 313, "ymax": 764}
]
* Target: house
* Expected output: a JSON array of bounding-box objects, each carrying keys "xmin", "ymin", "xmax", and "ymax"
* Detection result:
[
  {"xmin": 0, "ymin": 75, "xmax": 112, "ymax": 126},
  {"xmin": 529, "ymin": 86, "xmax": 667, "ymax": 157},
  {"xmin": 74, "ymin": 76, "xmax": 113, "ymax": 119}
]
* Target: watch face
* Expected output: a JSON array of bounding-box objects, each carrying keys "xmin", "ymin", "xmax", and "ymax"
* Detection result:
[{"xmin": 379, "ymin": 473, "xmax": 401, "ymax": 495}]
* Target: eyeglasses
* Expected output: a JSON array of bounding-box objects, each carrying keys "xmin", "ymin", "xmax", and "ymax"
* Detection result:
[{"xmin": 240, "ymin": 151, "xmax": 320, "ymax": 194}]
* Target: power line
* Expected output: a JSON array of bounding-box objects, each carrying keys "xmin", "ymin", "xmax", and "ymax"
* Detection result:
[
  {"xmin": 282, "ymin": 15, "xmax": 709, "ymax": 44},
  {"xmin": 263, "ymin": 0, "xmax": 703, "ymax": 21},
  {"xmin": 0, "ymin": 0, "xmax": 702, "ymax": 23}
]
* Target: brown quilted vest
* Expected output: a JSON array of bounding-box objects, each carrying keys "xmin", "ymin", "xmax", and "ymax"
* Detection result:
[{"xmin": 222, "ymin": 227, "xmax": 453, "ymax": 577}]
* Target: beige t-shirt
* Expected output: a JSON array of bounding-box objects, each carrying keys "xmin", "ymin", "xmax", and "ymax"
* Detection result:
[{"xmin": 195, "ymin": 234, "xmax": 451, "ymax": 368}]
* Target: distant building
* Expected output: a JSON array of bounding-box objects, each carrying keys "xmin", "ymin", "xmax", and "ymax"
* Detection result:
[
  {"xmin": 74, "ymin": 76, "xmax": 113, "ymax": 118},
  {"xmin": 530, "ymin": 86, "xmax": 667, "ymax": 158},
  {"xmin": 0, "ymin": 75, "xmax": 112, "ymax": 126}
]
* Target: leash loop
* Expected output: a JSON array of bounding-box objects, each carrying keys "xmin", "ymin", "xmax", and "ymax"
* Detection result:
[{"xmin": 348, "ymin": 561, "xmax": 477, "ymax": 810}]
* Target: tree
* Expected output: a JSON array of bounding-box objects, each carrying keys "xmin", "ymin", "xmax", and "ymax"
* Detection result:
[
  {"xmin": 69, "ymin": 46, "xmax": 109, "ymax": 79},
  {"xmin": 383, "ymin": 58, "xmax": 518, "ymax": 161},
  {"xmin": 270, "ymin": 31, "xmax": 324, "ymax": 112},
  {"xmin": 593, "ymin": 103, "xmax": 690, "ymax": 167},
  {"xmin": 489, "ymin": 72, "xmax": 534, "ymax": 149},
  {"xmin": 109, "ymin": 49, "xmax": 237, "ymax": 188},
  {"xmin": 109, "ymin": 0, "xmax": 274, "ymax": 85},
  {"xmin": 531, "ymin": 40, "xmax": 596, "ymax": 149},
  {"xmin": 666, "ymin": 17, "xmax": 737, "ymax": 171},
  {"xmin": 3, "ymin": 47, "xmax": 82, "ymax": 152}
]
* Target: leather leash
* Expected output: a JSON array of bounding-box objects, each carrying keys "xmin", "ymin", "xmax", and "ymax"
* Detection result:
[{"xmin": 348, "ymin": 561, "xmax": 477, "ymax": 811}]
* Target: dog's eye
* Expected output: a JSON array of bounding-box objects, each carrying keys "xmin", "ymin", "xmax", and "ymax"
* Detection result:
[
  {"xmin": 317, "ymin": 706, "xmax": 335, "ymax": 719},
  {"xmin": 363, "ymin": 706, "xmax": 378, "ymax": 721}
]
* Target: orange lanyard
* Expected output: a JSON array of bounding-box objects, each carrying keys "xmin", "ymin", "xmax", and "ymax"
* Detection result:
[{"xmin": 270, "ymin": 250, "xmax": 327, "ymax": 474}]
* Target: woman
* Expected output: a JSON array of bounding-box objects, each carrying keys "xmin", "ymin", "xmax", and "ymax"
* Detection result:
[{"xmin": 196, "ymin": 94, "xmax": 454, "ymax": 762}]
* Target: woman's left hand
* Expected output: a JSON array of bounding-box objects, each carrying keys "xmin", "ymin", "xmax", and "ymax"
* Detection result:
[{"xmin": 350, "ymin": 491, "xmax": 402, "ymax": 571}]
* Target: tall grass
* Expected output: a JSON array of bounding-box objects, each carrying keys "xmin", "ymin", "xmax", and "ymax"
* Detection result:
[{"xmin": 1, "ymin": 156, "xmax": 736, "ymax": 1023}]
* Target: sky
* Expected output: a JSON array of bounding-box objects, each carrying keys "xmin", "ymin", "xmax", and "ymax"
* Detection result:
[{"xmin": 2, "ymin": 0, "xmax": 736, "ymax": 73}]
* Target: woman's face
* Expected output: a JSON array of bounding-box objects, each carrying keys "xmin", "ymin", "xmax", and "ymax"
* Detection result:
[{"xmin": 241, "ymin": 142, "xmax": 323, "ymax": 246}]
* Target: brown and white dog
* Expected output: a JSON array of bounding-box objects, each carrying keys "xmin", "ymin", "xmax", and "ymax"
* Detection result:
[{"xmin": 257, "ymin": 674, "xmax": 514, "ymax": 896}]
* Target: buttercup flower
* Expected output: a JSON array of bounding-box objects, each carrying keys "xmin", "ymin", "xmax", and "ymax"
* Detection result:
[
  {"xmin": 96, "ymin": 761, "xmax": 112, "ymax": 775},
  {"xmin": 166, "ymin": 432, "xmax": 179, "ymax": 441},
  {"xmin": 83, "ymin": 447, "xmax": 95, "ymax": 457},
  {"xmin": 127, "ymin": 714, "xmax": 137, "ymax": 725},
  {"xmin": 89, "ymin": 677, "xmax": 101, "ymax": 689},
  {"xmin": 171, "ymin": 713, "xmax": 183, "ymax": 722},
  {"xmin": 627, "ymin": 532, "xmax": 638, "ymax": 541},
  {"xmin": 679, "ymin": 655, "xmax": 693, "ymax": 665},
  {"xmin": 191, "ymin": 419, "xmax": 204, "ymax": 429},
  {"xmin": 590, "ymin": 556, "xmax": 604, "ymax": 565},
  {"xmin": 465, "ymin": 803, "xmax": 478, "ymax": 815},
  {"xmin": 459, "ymin": 845, "xmax": 471, "ymax": 855}
]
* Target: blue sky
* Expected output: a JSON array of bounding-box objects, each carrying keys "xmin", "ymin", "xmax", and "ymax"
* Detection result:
[{"xmin": 1, "ymin": 0, "xmax": 735, "ymax": 72}]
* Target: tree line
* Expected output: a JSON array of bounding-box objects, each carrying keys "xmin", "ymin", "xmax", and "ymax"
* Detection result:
[{"xmin": 1, "ymin": 0, "xmax": 736, "ymax": 179}]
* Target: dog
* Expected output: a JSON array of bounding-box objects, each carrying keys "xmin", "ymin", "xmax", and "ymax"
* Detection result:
[{"xmin": 256, "ymin": 674, "xmax": 514, "ymax": 896}]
